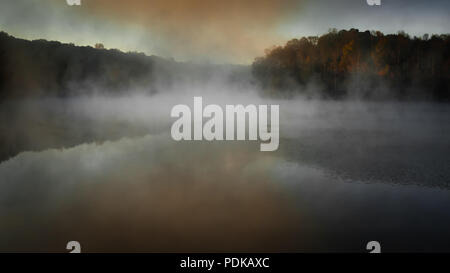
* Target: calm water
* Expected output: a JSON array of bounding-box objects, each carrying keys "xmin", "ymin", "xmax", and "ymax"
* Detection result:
[{"xmin": 1, "ymin": 98, "xmax": 449, "ymax": 252}]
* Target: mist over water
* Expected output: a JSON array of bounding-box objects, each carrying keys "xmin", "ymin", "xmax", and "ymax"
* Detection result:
[{"xmin": 1, "ymin": 80, "xmax": 450, "ymax": 252}]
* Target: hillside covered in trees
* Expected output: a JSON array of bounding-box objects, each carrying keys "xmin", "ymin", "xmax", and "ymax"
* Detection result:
[
  {"xmin": 0, "ymin": 29, "xmax": 449, "ymax": 101},
  {"xmin": 0, "ymin": 31, "xmax": 249, "ymax": 100},
  {"xmin": 252, "ymin": 29, "xmax": 450, "ymax": 100}
]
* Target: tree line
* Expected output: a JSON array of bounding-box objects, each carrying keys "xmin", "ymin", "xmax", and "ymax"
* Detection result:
[
  {"xmin": 252, "ymin": 29, "xmax": 450, "ymax": 100},
  {"xmin": 0, "ymin": 31, "xmax": 249, "ymax": 100},
  {"xmin": 0, "ymin": 29, "xmax": 449, "ymax": 101}
]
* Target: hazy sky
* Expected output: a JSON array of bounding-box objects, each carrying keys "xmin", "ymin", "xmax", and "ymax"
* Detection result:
[{"xmin": 0, "ymin": 0, "xmax": 449, "ymax": 63}]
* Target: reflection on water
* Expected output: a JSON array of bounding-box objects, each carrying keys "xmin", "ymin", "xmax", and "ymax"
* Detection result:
[{"xmin": 0, "ymin": 99, "xmax": 449, "ymax": 252}]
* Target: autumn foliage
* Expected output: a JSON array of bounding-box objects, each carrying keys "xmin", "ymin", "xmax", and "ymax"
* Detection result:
[{"xmin": 252, "ymin": 29, "xmax": 450, "ymax": 100}]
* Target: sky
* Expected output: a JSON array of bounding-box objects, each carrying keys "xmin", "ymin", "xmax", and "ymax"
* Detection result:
[{"xmin": 0, "ymin": 0, "xmax": 449, "ymax": 64}]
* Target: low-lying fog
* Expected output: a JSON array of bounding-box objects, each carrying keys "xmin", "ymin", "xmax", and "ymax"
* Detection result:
[{"xmin": 1, "ymin": 85, "xmax": 450, "ymax": 252}]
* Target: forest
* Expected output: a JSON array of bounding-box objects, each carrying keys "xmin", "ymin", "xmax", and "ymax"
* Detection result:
[
  {"xmin": 0, "ymin": 29, "xmax": 449, "ymax": 101},
  {"xmin": 252, "ymin": 29, "xmax": 450, "ymax": 100},
  {"xmin": 0, "ymin": 31, "xmax": 249, "ymax": 99}
]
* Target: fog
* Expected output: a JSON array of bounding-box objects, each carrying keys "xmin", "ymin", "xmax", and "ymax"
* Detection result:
[{"xmin": 1, "ymin": 76, "xmax": 450, "ymax": 252}]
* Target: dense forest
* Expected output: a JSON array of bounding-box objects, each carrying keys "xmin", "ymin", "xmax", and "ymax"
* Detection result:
[
  {"xmin": 252, "ymin": 29, "xmax": 450, "ymax": 100},
  {"xmin": 0, "ymin": 29, "xmax": 449, "ymax": 100},
  {"xmin": 0, "ymin": 31, "xmax": 249, "ymax": 99},
  {"xmin": 0, "ymin": 31, "xmax": 154, "ymax": 98}
]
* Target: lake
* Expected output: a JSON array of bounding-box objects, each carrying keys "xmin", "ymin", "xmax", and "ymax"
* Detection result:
[{"xmin": 1, "ymin": 97, "xmax": 449, "ymax": 252}]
